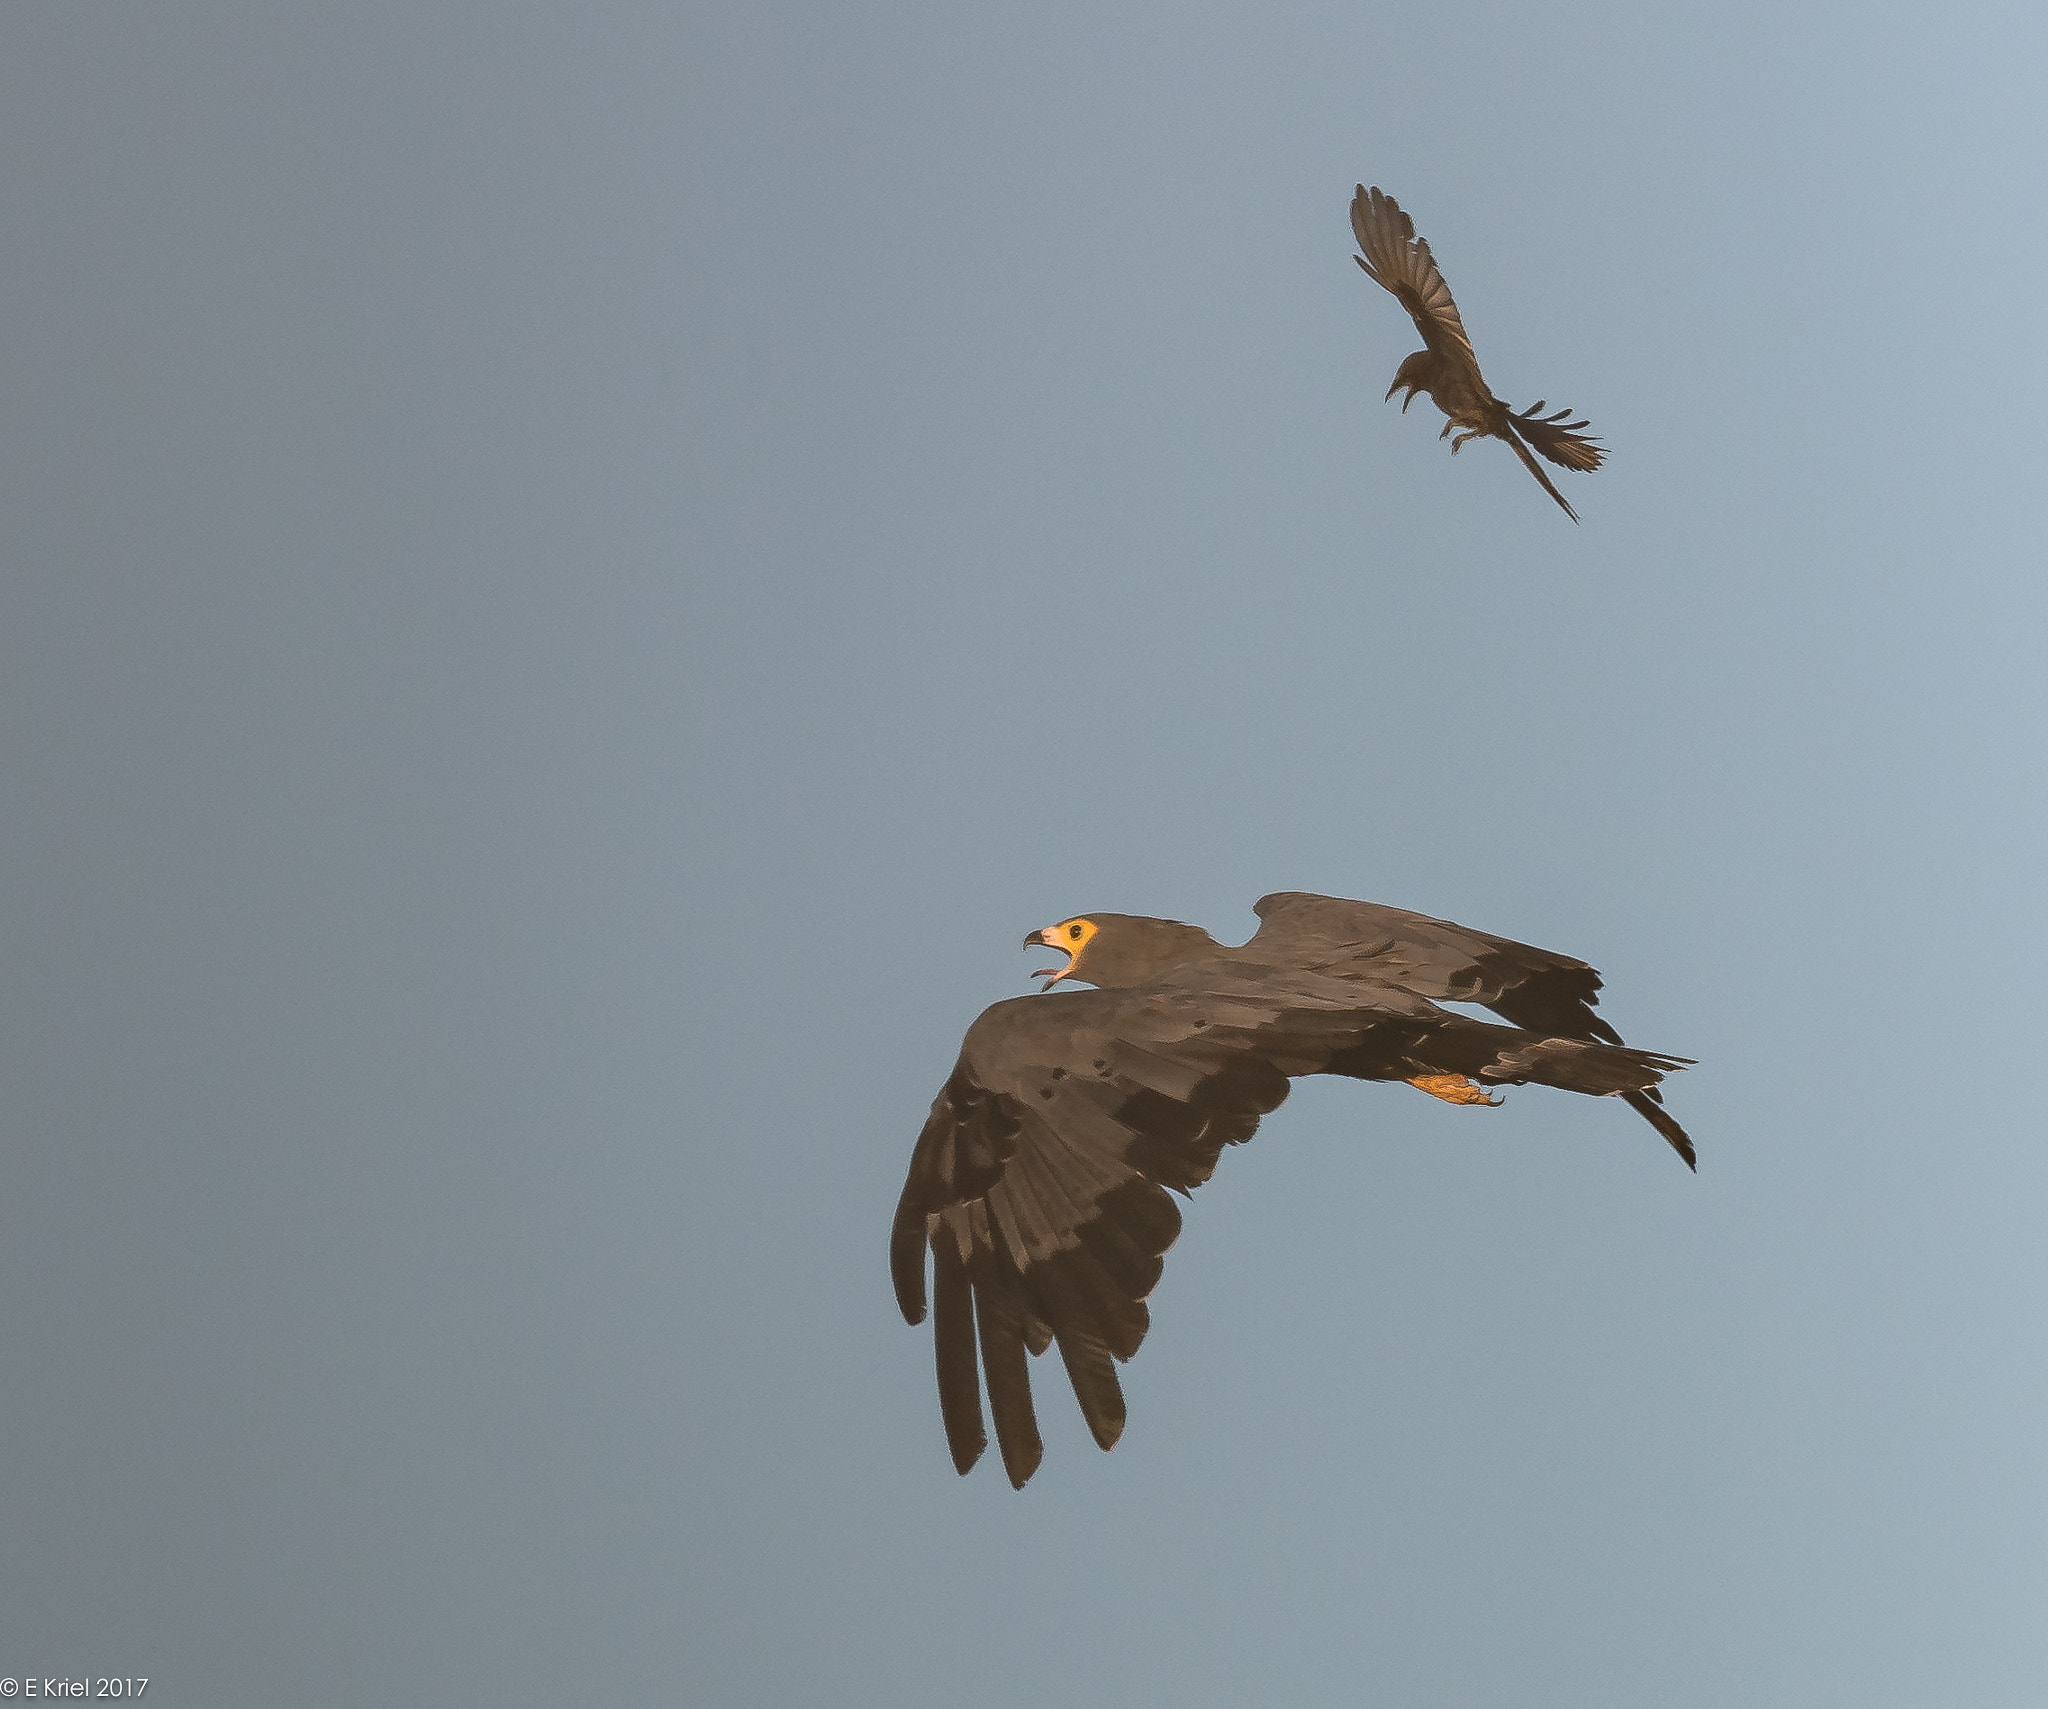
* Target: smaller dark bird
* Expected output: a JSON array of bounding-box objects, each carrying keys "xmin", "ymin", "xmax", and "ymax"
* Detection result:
[{"xmin": 1351, "ymin": 184, "xmax": 1604, "ymax": 521}]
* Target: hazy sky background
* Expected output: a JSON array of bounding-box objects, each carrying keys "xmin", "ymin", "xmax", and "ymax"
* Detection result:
[{"xmin": 4, "ymin": 3, "xmax": 2045, "ymax": 1704}]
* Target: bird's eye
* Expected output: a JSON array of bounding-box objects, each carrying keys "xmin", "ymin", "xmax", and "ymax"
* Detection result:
[{"xmin": 1069, "ymin": 924, "xmax": 1084, "ymax": 940}]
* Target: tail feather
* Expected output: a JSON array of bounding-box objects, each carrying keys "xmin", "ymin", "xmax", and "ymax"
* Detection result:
[
  {"xmin": 1511, "ymin": 400, "xmax": 1605, "ymax": 472},
  {"xmin": 1480, "ymin": 1035, "xmax": 1692, "ymax": 1097},
  {"xmin": 1497, "ymin": 419, "xmax": 1582, "ymax": 521},
  {"xmin": 1623, "ymin": 1088, "xmax": 1697, "ymax": 1171},
  {"xmin": 1442, "ymin": 1022, "xmax": 1699, "ymax": 1170}
]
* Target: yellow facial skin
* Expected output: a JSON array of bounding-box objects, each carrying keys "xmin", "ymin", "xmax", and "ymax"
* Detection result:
[{"xmin": 1028, "ymin": 917, "xmax": 1099, "ymax": 987}]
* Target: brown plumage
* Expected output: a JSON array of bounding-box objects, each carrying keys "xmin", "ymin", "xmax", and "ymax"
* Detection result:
[
  {"xmin": 1351, "ymin": 184, "xmax": 1604, "ymax": 521},
  {"xmin": 892, "ymin": 893, "xmax": 1693, "ymax": 1487}
]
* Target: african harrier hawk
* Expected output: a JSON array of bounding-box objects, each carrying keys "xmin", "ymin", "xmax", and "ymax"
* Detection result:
[{"xmin": 892, "ymin": 892, "xmax": 1692, "ymax": 1487}]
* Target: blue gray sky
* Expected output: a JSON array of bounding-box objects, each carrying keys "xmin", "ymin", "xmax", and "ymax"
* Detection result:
[{"xmin": 4, "ymin": 3, "xmax": 2045, "ymax": 1704}]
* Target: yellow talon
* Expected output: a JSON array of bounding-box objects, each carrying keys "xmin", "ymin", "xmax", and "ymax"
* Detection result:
[{"xmin": 1404, "ymin": 1073, "xmax": 1500, "ymax": 1107}]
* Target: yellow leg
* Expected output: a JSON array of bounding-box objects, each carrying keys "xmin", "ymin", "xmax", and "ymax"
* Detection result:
[{"xmin": 1405, "ymin": 1073, "xmax": 1501, "ymax": 1107}]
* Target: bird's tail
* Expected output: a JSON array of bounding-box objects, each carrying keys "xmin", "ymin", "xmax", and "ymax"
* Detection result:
[
  {"xmin": 1478, "ymin": 1034, "xmax": 1692, "ymax": 1098},
  {"xmin": 1412, "ymin": 1020, "xmax": 1697, "ymax": 1167},
  {"xmin": 1622, "ymin": 1088, "xmax": 1697, "ymax": 1171},
  {"xmin": 1483, "ymin": 1037, "xmax": 1697, "ymax": 1170},
  {"xmin": 1331, "ymin": 1019, "xmax": 1697, "ymax": 1167},
  {"xmin": 1497, "ymin": 418, "xmax": 1583, "ymax": 522},
  {"xmin": 1511, "ymin": 400, "xmax": 1605, "ymax": 471}
]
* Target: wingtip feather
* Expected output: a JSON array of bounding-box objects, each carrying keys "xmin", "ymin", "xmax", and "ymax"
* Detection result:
[
  {"xmin": 890, "ymin": 1200, "xmax": 930, "ymax": 1325},
  {"xmin": 932, "ymin": 1235, "xmax": 988, "ymax": 1475}
]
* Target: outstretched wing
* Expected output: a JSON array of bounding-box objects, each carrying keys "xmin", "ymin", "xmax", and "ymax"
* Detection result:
[
  {"xmin": 1248, "ymin": 892, "xmax": 1618, "ymax": 1034},
  {"xmin": 891, "ymin": 987, "xmax": 1367, "ymax": 1488},
  {"xmin": 1247, "ymin": 892, "xmax": 1694, "ymax": 1167},
  {"xmin": 1349, "ymin": 184, "xmax": 1484, "ymax": 387}
]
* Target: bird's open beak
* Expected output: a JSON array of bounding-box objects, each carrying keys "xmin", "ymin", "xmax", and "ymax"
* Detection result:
[{"xmin": 1023, "ymin": 928, "xmax": 1073, "ymax": 989}]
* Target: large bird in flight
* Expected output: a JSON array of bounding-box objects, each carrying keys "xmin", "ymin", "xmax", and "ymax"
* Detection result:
[
  {"xmin": 1351, "ymin": 184, "xmax": 1604, "ymax": 521},
  {"xmin": 892, "ymin": 892, "xmax": 1693, "ymax": 1487}
]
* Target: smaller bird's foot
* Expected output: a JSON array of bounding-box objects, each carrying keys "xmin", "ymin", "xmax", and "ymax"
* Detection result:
[{"xmin": 1405, "ymin": 1073, "xmax": 1502, "ymax": 1106}]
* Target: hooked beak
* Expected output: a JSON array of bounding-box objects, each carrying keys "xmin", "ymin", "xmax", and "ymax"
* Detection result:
[{"xmin": 1023, "ymin": 927, "xmax": 1073, "ymax": 991}]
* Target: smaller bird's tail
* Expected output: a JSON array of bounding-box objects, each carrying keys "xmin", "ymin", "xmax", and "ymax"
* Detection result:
[
  {"xmin": 1511, "ymin": 400, "xmax": 1605, "ymax": 472},
  {"xmin": 1498, "ymin": 418, "xmax": 1583, "ymax": 522}
]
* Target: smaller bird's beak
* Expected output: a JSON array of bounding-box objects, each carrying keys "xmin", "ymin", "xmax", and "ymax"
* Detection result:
[{"xmin": 1022, "ymin": 929, "xmax": 1049, "ymax": 950}]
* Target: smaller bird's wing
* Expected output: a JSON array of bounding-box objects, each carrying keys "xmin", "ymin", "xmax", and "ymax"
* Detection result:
[
  {"xmin": 1349, "ymin": 184, "xmax": 1484, "ymax": 383},
  {"xmin": 891, "ymin": 986, "xmax": 1373, "ymax": 1488}
]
